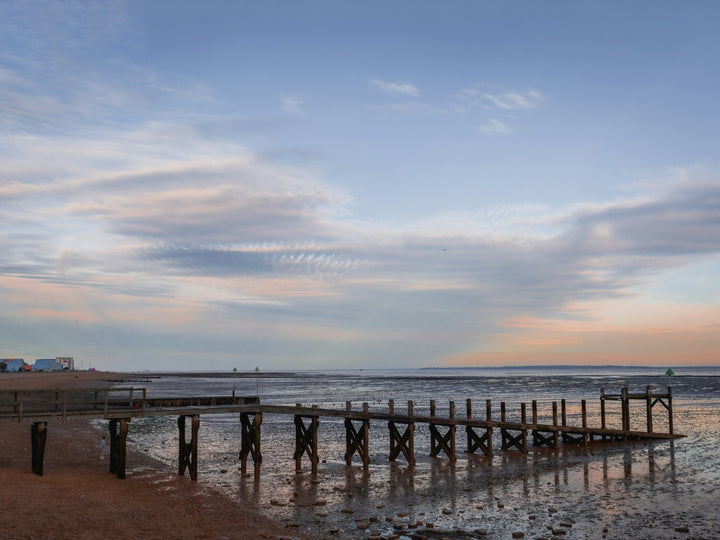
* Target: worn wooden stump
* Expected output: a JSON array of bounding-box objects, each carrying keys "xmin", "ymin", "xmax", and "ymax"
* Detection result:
[
  {"xmin": 109, "ymin": 418, "xmax": 130, "ymax": 479},
  {"xmin": 178, "ymin": 414, "xmax": 199, "ymax": 480},
  {"xmin": 30, "ymin": 421, "xmax": 48, "ymax": 475},
  {"xmin": 239, "ymin": 412, "xmax": 262, "ymax": 478}
]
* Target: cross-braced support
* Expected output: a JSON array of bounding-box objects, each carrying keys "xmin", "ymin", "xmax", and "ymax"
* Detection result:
[
  {"xmin": 109, "ymin": 418, "xmax": 130, "ymax": 479},
  {"xmin": 389, "ymin": 421, "xmax": 415, "ymax": 465},
  {"xmin": 532, "ymin": 430, "xmax": 558, "ymax": 448},
  {"xmin": 345, "ymin": 418, "xmax": 370, "ymax": 468},
  {"xmin": 501, "ymin": 428, "xmax": 528, "ymax": 452},
  {"xmin": 178, "ymin": 414, "xmax": 199, "ymax": 480},
  {"xmin": 429, "ymin": 423, "xmax": 456, "ymax": 461},
  {"xmin": 294, "ymin": 414, "xmax": 319, "ymax": 474},
  {"xmin": 466, "ymin": 425, "xmax": 493, "ymax": 456},
  {"xmin": 31, "ymin": 421, "xmax": 48, "ymax": 475},
  {"xmin": 239, "ymin": 412, "xmax": 262, "ymax": 478}
]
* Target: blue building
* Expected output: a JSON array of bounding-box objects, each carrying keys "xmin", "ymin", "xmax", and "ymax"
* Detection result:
[
  {"xmin": 1, "ymin": 359, "xmax": 26, "ymax": 372},
  {"xmin": 32, "ymin": 358, "xmax": 63, "ymax": 371}
]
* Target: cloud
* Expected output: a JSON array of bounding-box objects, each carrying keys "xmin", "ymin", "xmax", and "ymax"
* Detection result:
[
  {"xmin": 282, "ymin": 96, "xmax": 304, "ymax": 115},
  {"xmin": 476, "ymin": 118, "xmax": 512, "ymax": 136},
  {"xmin": 481, "ymin": 89, "xmax": 544, "ymax": 110},
  {"xmin": 370, "ymin": 78, "xmax": 420, "ymax": 97}
]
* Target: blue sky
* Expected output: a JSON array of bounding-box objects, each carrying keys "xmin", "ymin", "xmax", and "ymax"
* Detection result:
[{"xmin": 2, "ymin": 1, "xmax": 719, "ymax": 370}]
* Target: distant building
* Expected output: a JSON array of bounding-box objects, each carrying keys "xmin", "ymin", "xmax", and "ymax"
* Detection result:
[
  {"xmin": 1, "ymin": 359, "xmax": 26, "ymax": 372},
  {"xmin": 33, "ymin": 358, "xmax": 64, "ymax": 371},
  {"xmin": 56, "ymin": 357, "xmax": 75, "ymax": 370}
]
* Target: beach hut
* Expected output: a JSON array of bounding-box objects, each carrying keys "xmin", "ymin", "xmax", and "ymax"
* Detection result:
[{"xmin": 32, "ymin": 359, "xmax": 64, "ymax": 371}]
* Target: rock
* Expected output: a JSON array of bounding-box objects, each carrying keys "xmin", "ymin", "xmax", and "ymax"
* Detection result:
[
  {"xmin": 328, "ymin": 528, "xmax": 339, "ymax": 535},
  {"xmin": 340, "ymin": 509, "xmax": 354, "ymax": 514},
  {"xmin": 270, "ymin": 499, "xmax": 279, "ymax": 506},
  {"xmin": 559, "ymin": 522, "xmax": 572, "ymax": 528},
  {"xmin": 220, "ymin": 469, "xmax": 227, "ymax": 474},
  {"xmin": 442, "ymin": 508, "xmax": 452, "ymax": 515},
  {"xmin": 313, "ymin": 500, "xmax": 327, "ymax": 506},
  {"xmin": 426, "ymin": 522, "xmax": 434, "ymax": 528},
  {"xmin": 552, "ymin": 529, "xmax": 567, "ymax": 535},
  {"xmin": 512, "ymin": 533, "xmax": 524, "ymax": 539},
  {"xmin": 397, "ymin": 512, "xmax": 408, "ymax": 517},
  {"xmin": 675, "ymin": 527, "xmax": 690, "ymax": 533},
  {"xmin": 497, "ymin": 503, "xmax": 505, "ymax": 509},
  {"xmin": 376, "ymin": 504, "xmax": 385, "ymax": 509}
]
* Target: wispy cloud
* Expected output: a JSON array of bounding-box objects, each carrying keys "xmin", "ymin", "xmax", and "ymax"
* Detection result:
[
  {"xmin": 482, "ymin": 89, "xmax": 544, "ymax": 110},
  {"xmin": 370, "ymin": 78, "xmax": 420, "ymax": 97},
  {"xmin": 476, "ymin": 118, "xmax": 512, "ymax": 136},
  {"xmin": 282, "ymin": 96, "xmax": 304, "ymax": 115}
]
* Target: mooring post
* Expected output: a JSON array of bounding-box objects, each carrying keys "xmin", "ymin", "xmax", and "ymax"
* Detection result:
[
  {"xmin": 430, "ymin": 399, "xmax": 436, "ymax": 417},
  {"xmin": 500, "ymin": 402, "xmax": 506, "ymax": 422},
  {"xmin": 521, "ymin": 403, "xmax": 527, "ymax": 424},
  {"xmin": 600, "ymin": 388, "xmax": 606, "ymax": 431},
  {"xmin": 466, "ymin": 398, "xmax": 472, "ymax": 419},
  {"xmin": 561, "ymin": 399, "xmax": 567, "ymax": 427},
  {"xmin": 645, "ymin": 386, "xmax": 653, "ymax": 433},
  {"xmin": 30, "ymin": 421, "xmax": 48, "ymax": 476},
  {"xmin": 552, "ymin": 401, "xmax": 558, "ymax": 426},
  {"xmin": 581, "ymin": 400, "xmax": 588, "ymax": 444}
]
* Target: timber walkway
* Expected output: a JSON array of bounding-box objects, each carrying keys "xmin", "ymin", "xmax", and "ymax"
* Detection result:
[{"xmin": 0, "ymin": 386, "xmax": 681, "ymax": 480}]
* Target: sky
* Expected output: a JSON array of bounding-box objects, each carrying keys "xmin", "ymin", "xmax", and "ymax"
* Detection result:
[{"xmin": 1, "ymin": 1, "xmax": 720, "ymax": 371}]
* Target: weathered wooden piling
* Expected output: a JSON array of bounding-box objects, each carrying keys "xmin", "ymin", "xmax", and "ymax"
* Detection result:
[
  {"xmin": 388, "ymin": 400, "xmax": 415, "ymax": 466},
  {"xmin": 178, "ymin": 414, "xmax": 199, "ymax": 480},
  {"xmin": 344, "ymin": 402, "xmax": 370, "ymax": 469},
  {"xmin": 294, "ymin": 404, "xmax": 319, "ymax": 474},
  {"xmin": 239, "ymin": 412, "xmax": 262, "ymax": 478},
  {"xmin": 465, "ymin": 398, "xmax": 493, "ymax": 456},
  {"xmin": 30, "ymin": 421, "xmax": 47, "ymax": 475},
  {"xmin": 429, "ymin": 400, "xmax": 456, "ymax": 461},
  {"xmin": 109, "ymin": 418, "xmax": 130, "ymax": 479}
]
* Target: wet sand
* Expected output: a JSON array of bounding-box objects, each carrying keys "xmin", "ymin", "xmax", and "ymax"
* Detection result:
[{"xmin": 0, "ymin": 372, "xmax": 302, "ymax": 540}]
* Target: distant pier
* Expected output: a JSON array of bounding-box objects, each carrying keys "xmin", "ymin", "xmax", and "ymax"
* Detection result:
[{"xmin": 0, "ymin": 386, "xmax": 681, "ymax": 480}]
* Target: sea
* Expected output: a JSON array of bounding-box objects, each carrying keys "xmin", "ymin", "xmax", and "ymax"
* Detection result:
[{"xmin": 108, "ymin": 366, "xmax": 720, "ymax": 539}]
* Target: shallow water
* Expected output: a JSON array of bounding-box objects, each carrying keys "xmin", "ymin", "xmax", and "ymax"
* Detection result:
[{"xmin": 111, "ymin": 368, "xmax": 720, "ymax": 538}]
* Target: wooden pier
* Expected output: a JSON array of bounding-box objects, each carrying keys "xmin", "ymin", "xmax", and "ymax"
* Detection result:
[{"xmin": 0, "ymin": 386, "xmax": 681, "ymax": 481}]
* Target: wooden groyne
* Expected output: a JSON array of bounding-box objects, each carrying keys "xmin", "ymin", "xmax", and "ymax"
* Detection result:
[{"xmin": 0, "ymin": 386, "xmax": 681, "ymax": 480}]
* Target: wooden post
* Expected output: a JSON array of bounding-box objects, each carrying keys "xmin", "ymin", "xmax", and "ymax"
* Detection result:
[
  {"xmin": 388, "ymin": 400, "xmax": 415, "ymax": 466},
  {"xmin": 344, "ymin": 402, "xmax": 370, "ymax": 470},
  {"xmin": 521, "ymin": 403, "xmax": 527, "ymax": 424},
  {"xmin": 600, "ymin": 388, "xmax": 606, "ymax": 431},
  {"xmin": 240, "ymin": 412, "xmax": 262, "ymax": 478},
  {"xmin": 31, "ymin": 422, "xmax": 48, "ymax": 476},
  {"xmin": 500, "ymin": 402, "xmax": 506, "ymax": 422},
  {"xmin": 109, "ymin": 418, "xmax": 130, "ymax": 479},
  {"xmin": 531, "ymin": 400, "xmax": 538, "ymax": 425},
  {"xmin": 466, "ymin": 398, "xmax": 472, "ymax": 419},
  {"xmin": 621, "ymin": 387, "xmax": 630, "ymax": 432},
  {"xmin": 668, "ymin": 386, "xmax": 673, "ymax": 434},
  {"xmin": 645, "ymin": 386, "xmax": 653, "ymax": 433},
  {"xmin": 561, "ymin": 399, "xmax": 567, "ymax": 426},
  {"xmin": 178, "ymin": 415, "xmax": 199, "ymax": 481},
  {"xmin": 294, "ymin": 408, "xmax": 319, "ymax": 474},
  {"xmin": 552, "ymin": 401, "xmax": 558, "ymax": 426},
  {"xmin": 581, "ymin": 400, "xmax": 588, "ymax": 444}
]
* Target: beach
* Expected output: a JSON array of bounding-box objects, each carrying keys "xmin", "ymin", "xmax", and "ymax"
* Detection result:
[{"xmin": 0, "ymin": 372, "xmax": 300, "ymax": 540}]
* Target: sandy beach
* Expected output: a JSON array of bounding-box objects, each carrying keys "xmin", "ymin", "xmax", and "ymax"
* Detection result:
[{"xmin": 0, "ymin": 372, "xmax": 301, "ymax": 540}]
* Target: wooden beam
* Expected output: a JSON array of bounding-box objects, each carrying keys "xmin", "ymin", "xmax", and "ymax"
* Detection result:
[
  {"xmin": 239, "ymin": 412, "xmax": 262, "ymax": 478},
  {"xmin": 30, "ymin": 421, "xmax": 47, "ymax": 476}
]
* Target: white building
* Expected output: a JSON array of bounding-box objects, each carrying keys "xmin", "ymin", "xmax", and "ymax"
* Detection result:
[{"xmin": 56, "ymin": 357, "xmax": 75, "ymax": 370}]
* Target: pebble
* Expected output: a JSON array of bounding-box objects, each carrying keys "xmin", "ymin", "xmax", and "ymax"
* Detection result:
[
  {"xmin": 220, "ymin": 469, "xmax": 227, "ymax": 474},
  {"xmin": 442, "ymin": 508, "xmax": 452, "ymax": 515},
  {"xmin": 474, "ymin": 531, "xmax": 488, "ymax": 536},
  {"xmin": 559, "ymin": 522, "xmax": 572, "ymax": 528},
  {"xmin": 552, "ymin": 529, "xmax": 567, "ymax": 535},
  {"xmin": 426, "ymin": 522, "xmax": 434, "ymax": 528},
  {"xmin": 270, "ymin": 500, "xmax": 279, "ymax": 506},
  {"xmin": 376, "ymin": 504, "xmax": 385, "ymax": 509},
  {"xmin": 512, "ymin": 533, "xmax": 524, "ymax": 539},
  {"xmin": 675, "ymin": 527, "xmax": 690, "ymax": 533},
  {"xmin": 340, "ymin": 509, "xmax": 354, "ymax": 514},
  {"xmin": 397, "ymin": 512, "xmax": 408, "ymax": 517},
  {"xmin": 328, "ymin": 528, "xmax": 339, "ymax": 535},
  {"xmin": 497, "ymin": 503, "xmax": 505, "ymax": 509},
  {"xmin": 313, "ymin": 500, "xmax": 327, "ymax": 506}
]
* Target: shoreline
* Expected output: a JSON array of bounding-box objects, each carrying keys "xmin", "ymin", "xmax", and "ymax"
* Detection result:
[{"xmin": 0, "ymin": 372, "xmax": 302, "ymax": 540}]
